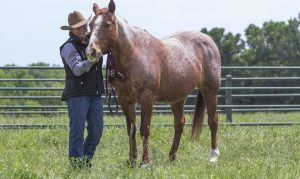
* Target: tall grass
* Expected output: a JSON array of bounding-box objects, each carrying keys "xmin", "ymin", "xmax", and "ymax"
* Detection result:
[{"xmin": 0, "ymin": 113, "xmax": 300, "ymax": 178}]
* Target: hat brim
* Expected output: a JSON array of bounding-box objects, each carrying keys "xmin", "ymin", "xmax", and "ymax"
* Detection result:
[{"xmin": 60, "ymin": 15, "xmax": 92, "ymax": 30}]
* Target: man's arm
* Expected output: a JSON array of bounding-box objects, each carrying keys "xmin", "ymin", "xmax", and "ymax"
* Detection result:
[{"xmin": 61, "ymin": 43, "xmax": 93, "ymax": 76}]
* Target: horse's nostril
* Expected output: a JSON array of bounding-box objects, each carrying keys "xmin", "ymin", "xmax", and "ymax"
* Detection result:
[{"xmin": 91, "ymin": 48, "xmax": 96, "ymax": 57}]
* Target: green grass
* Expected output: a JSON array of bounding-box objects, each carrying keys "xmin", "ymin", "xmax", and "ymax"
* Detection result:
[{"xmin": 0, "ymin": 113, "xmax": 300, "ymax": 178}]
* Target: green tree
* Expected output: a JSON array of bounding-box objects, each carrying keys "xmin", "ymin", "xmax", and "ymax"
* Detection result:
[{"xmin": 241, "ymin": 15, "xmax": 300, "ymax": 66}]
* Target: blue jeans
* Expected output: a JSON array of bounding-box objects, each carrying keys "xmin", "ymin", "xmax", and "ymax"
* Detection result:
[{"xmin": 66, "ymin": 95, "xmax": 104, "ymax": 160}]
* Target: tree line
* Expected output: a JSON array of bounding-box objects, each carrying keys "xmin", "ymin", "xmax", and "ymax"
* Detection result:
[{"xmin": 202, "ymin": 14, "xmax": 300, "ymax": 106}]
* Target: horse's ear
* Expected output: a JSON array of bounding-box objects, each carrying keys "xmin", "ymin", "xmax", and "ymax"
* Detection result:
[
  {"xmin": 108, "ymin": 0, "xmax": 116, "ymax": 14},
  {"xmin": 93, "ymin": 3, "xmax": 100, "ymax": 15}
]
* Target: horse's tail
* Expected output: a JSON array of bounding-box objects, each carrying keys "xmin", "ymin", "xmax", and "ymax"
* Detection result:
[{"xmin": 191, "ymin": 90, "xmax": 205, "ymax": 141}]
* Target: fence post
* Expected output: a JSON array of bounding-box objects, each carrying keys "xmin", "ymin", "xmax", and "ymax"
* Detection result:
[{"xmin": 225, "ymin": 75, "xmax": 233, "ymax": 123}]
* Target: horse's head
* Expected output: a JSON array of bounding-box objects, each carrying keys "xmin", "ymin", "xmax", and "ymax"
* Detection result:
[{"xmin": 86, "ymin": 0, "xmax": 117, "ymax": 62}]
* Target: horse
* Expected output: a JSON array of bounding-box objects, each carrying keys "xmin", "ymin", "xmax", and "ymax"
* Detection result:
[{"xmin": 87, "ymin": 0, "xmax": 221, "ymax": 166}]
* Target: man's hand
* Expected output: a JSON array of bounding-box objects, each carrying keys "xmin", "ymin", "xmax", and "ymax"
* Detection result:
[{"xmin": 87, "ymin": 57, "xmax": 99, "ymax": 64}]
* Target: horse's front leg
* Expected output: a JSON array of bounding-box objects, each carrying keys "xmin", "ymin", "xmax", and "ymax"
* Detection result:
[
  {"xmin": 119, "ymin": 97, "xmax": 137, "ymax": 167},
  {"xmin": 139, "ymin": 89, "xmax": 154, "ymax": 167}
]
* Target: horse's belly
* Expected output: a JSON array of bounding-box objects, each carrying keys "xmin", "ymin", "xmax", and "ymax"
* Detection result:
[{"xmin": 155, "ymin": 81, "xmax": 197, "ymax": 102}]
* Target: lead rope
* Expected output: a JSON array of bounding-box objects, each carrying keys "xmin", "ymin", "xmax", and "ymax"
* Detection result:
[{"xmin": 106, "ymin": 52, "xmax": 119, "ymax": 114}]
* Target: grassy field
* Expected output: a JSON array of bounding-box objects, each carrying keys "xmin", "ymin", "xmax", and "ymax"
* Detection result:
[{"xmin": 0, "ymin": 113, "xmax": 300, "ymax": 178}]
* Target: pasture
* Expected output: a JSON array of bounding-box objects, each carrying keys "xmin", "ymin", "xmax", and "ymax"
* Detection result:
[{"xmin": 0, "ymin": 113, "xmax": 300, "ymax": 178}]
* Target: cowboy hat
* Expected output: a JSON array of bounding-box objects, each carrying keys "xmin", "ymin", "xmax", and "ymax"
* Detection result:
[{"xmin": 60, "ymin": 11, "xmax": 91, "ymax": 30}]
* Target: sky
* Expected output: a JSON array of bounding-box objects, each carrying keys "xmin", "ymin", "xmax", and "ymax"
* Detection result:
[{"xmin": 0, "ymin": 0, "xmax": 299, "ymax": 66}]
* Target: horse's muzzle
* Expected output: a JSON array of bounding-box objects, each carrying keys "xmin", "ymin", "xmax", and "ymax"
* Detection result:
[{"xmin": 86, "ymin": 47, "xmax": 102, "ymax": 63}]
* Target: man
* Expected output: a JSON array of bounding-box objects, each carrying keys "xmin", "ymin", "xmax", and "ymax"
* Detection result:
[{"xmin": 60, "ymin": 11, "xmax": 104, "ymax": 169}]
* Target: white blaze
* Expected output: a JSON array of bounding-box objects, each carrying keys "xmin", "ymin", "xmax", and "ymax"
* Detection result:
[{"xmin": 87, "ymin": 16, "xmax": 104, "ymax": 51}]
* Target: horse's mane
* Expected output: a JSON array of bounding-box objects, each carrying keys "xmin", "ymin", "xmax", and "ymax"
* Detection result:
[
  {"xmin": 116, "ymin": 15, "xmax": 153, "ymax": 39},
  {"xmin": 133, "ymin": 26, "xmax": 149, "ymax": 33}
]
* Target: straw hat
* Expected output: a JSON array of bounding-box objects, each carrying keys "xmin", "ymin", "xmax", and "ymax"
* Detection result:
[{"xmin": 60, "ymin": 11, "xmax": 91, "ymax": 30}]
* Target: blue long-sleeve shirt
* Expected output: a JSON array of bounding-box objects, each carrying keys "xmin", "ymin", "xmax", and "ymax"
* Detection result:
[{"xmin": 60, "ymin": 43, "xmax": 93, "ymax": 76}]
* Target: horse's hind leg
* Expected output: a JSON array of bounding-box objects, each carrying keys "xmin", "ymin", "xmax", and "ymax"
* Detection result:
[
  {"xmin": 203, "ymin": 91, "xmax": 219, "ymax": 162},
  {"xmin": 169, "ymin": 100, "xmax": 185, "ymax": 162}
]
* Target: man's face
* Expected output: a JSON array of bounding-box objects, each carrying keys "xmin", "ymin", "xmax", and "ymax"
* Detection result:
[{"xmin": 71, "ymin": 24, "xmax": 89, "ymax": 40}]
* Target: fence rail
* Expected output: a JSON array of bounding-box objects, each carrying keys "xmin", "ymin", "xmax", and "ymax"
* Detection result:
[{"xmin": 1, "ymin": 66, "xmax": 300, "ymax": 124}]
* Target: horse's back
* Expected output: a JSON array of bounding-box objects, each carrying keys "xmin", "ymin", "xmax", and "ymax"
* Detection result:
[
  {"xmin": 162, "ymin": 31, "xmax": 221, "ymax": 79},
  {"xmin": 162, "ymin": 31, "xmax": 220, "ymax": 63},
  {"xmin": 154, "ymin": 31, "xmax": 221, "ymax": 102}
]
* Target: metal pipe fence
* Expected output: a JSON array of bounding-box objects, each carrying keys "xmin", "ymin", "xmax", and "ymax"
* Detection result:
[{"xmin": 1, "ymin": 66, "xmax": 300, "ymax": 124}]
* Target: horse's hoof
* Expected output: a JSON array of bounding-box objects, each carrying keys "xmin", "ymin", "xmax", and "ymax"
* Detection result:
[
  {"xmin": 126, "ymin": 160, "xmax": 137, "ymax": 168},
  {"xmin": 169, "ymin": 154, "xmax": 176, "ymax": 162},
  {"xmin": 210, "ymin": 148, "xmax": 219, "ymax": 163},
  {"xmin": 139, "ymin": 162, "xmax": 149, "ymax": 168}
]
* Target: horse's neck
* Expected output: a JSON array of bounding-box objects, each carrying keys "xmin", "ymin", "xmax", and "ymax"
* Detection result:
[
  {"xmin": 112, "ymin": 16, "xmax": 160, "ymax": 70},
  {"xmin": 109, "ymin": 16, "xmax": 134, "ymax": 70},
  {"xmin": 113, "ymin": 17, "xmax": 134, "ymax": 52}
]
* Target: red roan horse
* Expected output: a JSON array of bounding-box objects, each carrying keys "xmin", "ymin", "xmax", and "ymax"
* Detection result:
[{"xmin": 87, "ymin": 0, "xmax": 221, "ymax": 166}]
